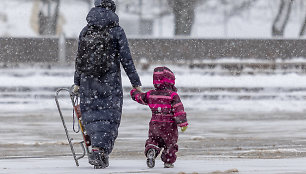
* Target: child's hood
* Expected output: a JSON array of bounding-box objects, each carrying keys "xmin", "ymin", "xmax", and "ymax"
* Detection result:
[{"xmin": 153, "ymin": 67, "xmax": 177, "ymax": 92}]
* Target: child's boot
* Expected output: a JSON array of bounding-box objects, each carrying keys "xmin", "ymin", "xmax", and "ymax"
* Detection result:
[
  {"xmin": 164, "ymin": 163, "xmax": 174, "ymax": 168},
  {"xmin": 146, "ymin": 148, "xmax": 156, "ymax": 168}
]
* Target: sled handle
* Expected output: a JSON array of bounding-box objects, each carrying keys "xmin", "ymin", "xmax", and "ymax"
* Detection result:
[
  {"xmin": 55, "ymin": 88, "xmax": 82, "ymax": 167},
  {"xmin": 69, "ymin": 138, "xmax": 86, "ymax": 161},
  {"xmin": 76, "ymin": 141, "xmax": 86, "ymax": 160}
]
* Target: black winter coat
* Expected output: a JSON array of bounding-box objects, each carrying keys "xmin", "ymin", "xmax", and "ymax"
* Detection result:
[{"xmin": 74, "ymin": 6, "xmax": 141, "ymax": 155}]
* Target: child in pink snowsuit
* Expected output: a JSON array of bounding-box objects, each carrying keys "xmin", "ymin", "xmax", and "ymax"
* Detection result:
[{"xmin": 130, "ymin": 66, "xmax": 188, "ymax": 168}]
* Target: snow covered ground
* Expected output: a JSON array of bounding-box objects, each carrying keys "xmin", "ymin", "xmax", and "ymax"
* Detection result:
[
  {"xmin": 1, "ymin": 65, "xmax": 306, "ymax": 173},
  {"xmin": 1, "ymin": 65, "xmax": 306, "ymax": 113},
  {"xmin": 1, "ymin": 110, "xmax": 306, "ymax": 173},
  {"xmin": 2, "ymin": 157, "xmax": 306, "ymax": 174}
]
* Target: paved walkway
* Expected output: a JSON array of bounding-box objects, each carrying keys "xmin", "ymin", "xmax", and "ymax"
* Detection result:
[{"xmin": 1, "ymin": 157, "xmax": 306, "ymax": 174}]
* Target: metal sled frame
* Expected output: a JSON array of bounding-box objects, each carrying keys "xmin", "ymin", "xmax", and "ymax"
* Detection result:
[{"xmin": 55, "ymin": 88, "xmax": 89, "ymax": 167}]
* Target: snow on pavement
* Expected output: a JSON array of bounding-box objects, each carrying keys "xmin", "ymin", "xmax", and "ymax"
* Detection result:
[
  {"xmin": 1, "ymin": 157, "xmax": 306, "ymax": 174},
  {"xmin": 2, "ymin": 66, "xmax": 306, "ymax": 173}
]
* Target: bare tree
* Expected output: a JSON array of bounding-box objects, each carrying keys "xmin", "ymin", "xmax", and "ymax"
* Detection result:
[
  {"xmin": 216, "ymin": 0, "xmax": 257, "ymax": 36},
  {"xmin": 272, "ymin": 0, "xmax": 294, "ymax": 37},
  {"xmin": 222, "ymin": 0, "xmax": 257, "ymax": 18},
  {"xmin": 299, "ymin": 15, "xmax": 306, "ymax": 36},
  {"xmin": 38, "ymin": 0, "xmax": 60, "ymax": 36},
  {"xmin": 299, "ymin": 0, "xmax": 306, "ymax": 37},
  {"xmin": 168, "ymin": 0, "xmax": 198, "ymax": 36}
]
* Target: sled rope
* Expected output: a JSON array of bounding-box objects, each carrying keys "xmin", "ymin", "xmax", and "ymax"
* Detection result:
[{"xmin": 72, "ymin": 96, "xmax": 80, "ymax": 133}]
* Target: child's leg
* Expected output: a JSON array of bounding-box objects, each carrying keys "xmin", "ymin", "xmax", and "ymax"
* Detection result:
[
  {"xmin": 144, "ymin": 122, "xmax": 162, "ymax": 156},
  {"xmin": 161, "ymin": 143, "xmax": 178, "ymax": 164},
  {"xmin": 145, "ymin": 136, "xmax": 161, "ymax": 157},
  {"xmin": 160, "ymin": 123, "xmax": 178, "ymax": 164},
  {"xmin": 145, "ymin": 132, "xmax": 162, "ymax": 168}
]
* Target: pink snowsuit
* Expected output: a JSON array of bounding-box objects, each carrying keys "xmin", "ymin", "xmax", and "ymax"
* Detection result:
[{"xmin": 130, "ymin": 66, "xmax": 188, "ymax": 164}]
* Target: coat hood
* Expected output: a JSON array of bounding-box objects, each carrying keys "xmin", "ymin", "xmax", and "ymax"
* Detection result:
[
  {"xmin": 94, "ymin": 0, "xmax": 116, "ymax": 12},
  {"xmin": 86, "ymin": 6, "xmax": 119, "ymax": 29},
  {"xmin": 153, "ymin": 67, "xmax": 177, "ymax": 92}
]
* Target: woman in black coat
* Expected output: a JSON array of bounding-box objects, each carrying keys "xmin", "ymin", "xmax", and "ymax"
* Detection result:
[{"xmin": 73, "ymin": 0, "xmax": 142, "ymax": 168}]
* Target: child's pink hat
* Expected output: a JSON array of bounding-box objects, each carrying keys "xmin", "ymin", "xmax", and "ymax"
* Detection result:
[{"xmin": 153, "ymin": 67, "xmax": 177, "ymax": 92}]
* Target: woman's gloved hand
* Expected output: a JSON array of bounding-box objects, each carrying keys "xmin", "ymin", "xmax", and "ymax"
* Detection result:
[
  {"xmin": 181, "ymin": 126, "xmax": 188, "ymax": 132},
  {"xmin": 135, "ymin": 86, "xmax": 142, "ymax": 92},
  {"xmin": 73, "ymin": 85, "xmax": 80, "ymax": 94}
]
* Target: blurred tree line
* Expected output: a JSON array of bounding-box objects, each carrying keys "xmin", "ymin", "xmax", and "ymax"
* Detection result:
[
  {"xmin": 38, "ymin": 0, "xmax": 60, "ymax": 35},
  {"xmin": 37, "ymin": 0, "xmax": 306, "ymax": 37},
  {"xmin": 272, "ymin": 0, "xmax": 306, "ymax": 37}
]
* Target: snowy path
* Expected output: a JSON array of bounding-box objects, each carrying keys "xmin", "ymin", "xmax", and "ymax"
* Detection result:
[
  {"xmin": 1, "ymin": 157, "xmax": 306, "ymax": 174},
  {"xmin": 2, "ymin": 111, "xmax": 306, "ymax": 162},
  {"xmin": 2, "ymin": 66, "xmax": 306, "ymax": 173}
]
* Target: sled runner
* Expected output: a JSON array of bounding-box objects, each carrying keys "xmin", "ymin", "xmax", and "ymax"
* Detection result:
[{"xmin": 55, "ymin": 87, "xmax": 91, "ymax": 167}]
